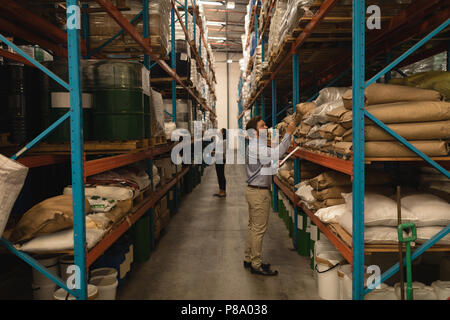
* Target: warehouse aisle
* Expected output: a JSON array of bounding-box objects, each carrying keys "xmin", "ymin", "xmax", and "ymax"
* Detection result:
[{"xmin": 118, "ymin": 161, "xmax": 319, "ymax": 300}]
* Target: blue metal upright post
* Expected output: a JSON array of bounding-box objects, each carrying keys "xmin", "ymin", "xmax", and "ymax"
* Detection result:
[
  {"xmin": 352, "ymin": 0, "xmax": 365, "ymax": 301},
  {"xmin": 272, "ymin": 79, "xmax": 278, "ymax": 212},
  {"xmin": 171, "ymin": 5, "xmax": 176, "ymax": 123},
  {"xmin": 67, "ymin": 0, "xmax": 87, "ymax": 300},
  {"xmin": 292, "ymin": 53, "xmax": 300, "ymax": 250}
]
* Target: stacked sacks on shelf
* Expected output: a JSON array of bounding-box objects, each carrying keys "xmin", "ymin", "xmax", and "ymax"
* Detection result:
[
  {"xmin": 296, "ymin": 169, "xmax": 393, "ymax": 211},
  {"xmin": 295, "ymin": 87, "xmax": 349, "ymax": 152},
  {"xmin": 334, "ymin": 83, "xmax": 450, "ymax": 158},
  {"xmin": 390, "ymin": 70, "xmax": 450, "ymax": 101},
  {"xmin": 278, "ymin": 159, "xmax": 323, "ymax": 189},
  {"xmin": 278, "ymin": 0, "xmax": 314, "ymax": 48},
  {"xmin": 334, "ymin": 191, "xmax": 450, "ymax": 246},
  {"xmin": 267, "ymin": 0, "xmax": 288, "ymax": 58}
]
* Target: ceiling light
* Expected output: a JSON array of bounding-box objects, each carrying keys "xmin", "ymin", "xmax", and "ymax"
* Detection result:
[
  {"xmin": 226, "ymin": 1, "xmax": 235, "ymax": 9},
  {"xmin": 206, "ymin": 21, "xmax": 226, "ymax": 26},
  {"xmin": 227, "ymin": 59, "xmax": 233, "ymax": 63},
  {"xmin": 198, "ymin": 1, "xmax": 224, "ymax": 6}
]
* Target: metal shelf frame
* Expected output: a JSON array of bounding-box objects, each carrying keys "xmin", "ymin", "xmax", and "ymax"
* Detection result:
[
  {"xmin": 239, "ymin": 0, "xmax": 450, "ymax": 300},
  {"xmin": 0, "ymin": 0, "xmax": 214, "ymax": 300}
]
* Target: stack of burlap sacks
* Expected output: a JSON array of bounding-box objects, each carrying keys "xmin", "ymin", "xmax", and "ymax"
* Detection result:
[
  {"xmin": 267, "ymin": 0, "xmax": 287, "ymax": 58},
  {"xmin": 337, "ymin": 83, "xmax": 450, "ymax": 158},
  {"xmin": 296, "ymin": 170, "xmax": 393, "ymax": 211},
  {"xmin": 294, "ymin": 87, "xmax": 348, "ymax": 154},
  {"xmin": 276, "ymin": 159, "xmax": 322, "ymax": 189},
  {"xmin": 293, "ymin": 83, "xmax": 450, "ymax": 158}
]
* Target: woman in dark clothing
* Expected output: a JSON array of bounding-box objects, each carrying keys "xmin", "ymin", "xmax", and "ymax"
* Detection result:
[{"xmin": 213, "ymin": 128, "xmax": 227, "ymax": 198}]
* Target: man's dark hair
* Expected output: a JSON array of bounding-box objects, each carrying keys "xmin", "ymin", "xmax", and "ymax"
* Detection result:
[{"xmin": 245, "ymin": 116, "xmax": 262, "ymax": 131}]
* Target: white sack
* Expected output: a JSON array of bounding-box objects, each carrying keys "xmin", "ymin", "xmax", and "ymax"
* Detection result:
[
  {"xmin": 315, "ymin": 204, "xmax": 348, "ymax": 224},
  {"xmin": 401, "ymin": 194, "xmax": 450, "ymax": 227},
  {"xmin": 0, "ymin": 154, "xmax": 29, "ymax": 238},
  {"xmin": 416, "ymin": 227, "xmax": 450, "ymax": 245},
  {"xmin": 16, "ymin": 228, "xmax": 105, "ymax": 254},
  {"xmin": 295, "ymin": 181, "xmax": 315, "ymax": 203},
  {"xmin": 342, "ymin": 192, "xmax": 417, "ymax": 226}
]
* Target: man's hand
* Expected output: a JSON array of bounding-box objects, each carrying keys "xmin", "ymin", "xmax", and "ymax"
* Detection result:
[{"xmin": 286, "ymin": 121, "xmax": 296, "ymax": 136}]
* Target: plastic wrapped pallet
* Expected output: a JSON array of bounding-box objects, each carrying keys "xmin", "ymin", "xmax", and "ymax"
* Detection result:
[
  {"xmin": 314, "ymin": 87, "xmax": 348, "ymax": 107},
  {"xmin": 150, "ymin": 89, "xmax": 165, "ymax": 136},
  {"xmin": 88, "ymin": 0, "xmax": 170, "ymax": 57},
  {"xmin": 0, "ymin": 155, "xmax": 29, "ymax": 238}
]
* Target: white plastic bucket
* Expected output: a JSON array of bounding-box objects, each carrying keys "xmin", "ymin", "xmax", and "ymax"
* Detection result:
[
  {"xmin": 89, "ymin": 276, "xmax": 118, "ymax": 300},
  {"xmin": 90, "ymin": 267, "xmax": 118, "ymax": 282},
  {"xmin": 315, "ymin": 251, "xmax": 343, "ymax": 300},
  {"xmin": 365, "ymin": 284, "xmax": 397, "ymax": 300},
  {"xmin": 53, "ymin": 284, "xmax": 98, "ymax": 300},
  {"xmin": 337, "ymin": 264, "xmax": 352, "ymax": 300},
  {"xmin": 32, "ymin": 282, "xmax": 57, "ymax": 300},
  {"xmin": 313, "ymin": 239, "xmax": 336, "ymax": 283},
  {"xmin": 59, "ymin": 255, "xmax": 74, "ymax": 282},
  {"xmin": 431, "ymin": 280, "xmax": 450, "ymax": 300},
  {"xmin": 32, "ymin": 255, "xmax": 60, "ymax": 285}
]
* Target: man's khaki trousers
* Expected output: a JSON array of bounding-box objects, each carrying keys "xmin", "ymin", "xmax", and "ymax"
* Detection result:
[{"xmin": 244, "ymin": 186, "xmax": 271, "ymax": 269}]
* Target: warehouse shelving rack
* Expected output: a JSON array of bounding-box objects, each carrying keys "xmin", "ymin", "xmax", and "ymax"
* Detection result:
[
  {"xmin": 0, "ymin": 0, "xmax": 215, "ymax": 300},
  {"xmin": 238, "ymin": 0, "xmax": 450, "ymax": 300}
]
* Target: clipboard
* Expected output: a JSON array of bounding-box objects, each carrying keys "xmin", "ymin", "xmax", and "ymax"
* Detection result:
[{"xmin": 279, "ymin": 146, "xmax": 300, "ymax": 168}]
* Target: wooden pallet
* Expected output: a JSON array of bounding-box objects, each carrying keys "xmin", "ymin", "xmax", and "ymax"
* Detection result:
[
  {"xmin": 149, "ymin": 135, "xmax": 167, "ymax": 147},
  {"xmin": 31, "ymin": 139, "xmax": 148, "ymax": 154}
]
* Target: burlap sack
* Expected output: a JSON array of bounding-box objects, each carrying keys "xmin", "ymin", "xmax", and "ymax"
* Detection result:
[
  {"xmin": 327, "ymin": 106, "xmax": 348, "ymax": 123},
  {"xmin": 312, "ymin": 186, "xmax": 352, "ymax": 200},
  {"xmin": 309, "ymin": 171, "xmax": 351, "ymax": 190},
  {"xmin": 333, "ymin": 141, "xmax": 353, "ymax": 155},
  {"xmin": 278, "ymin": 169, "xmax": 292, "ymax": 182},
  {"xmin": 312, "ymin": 198, "xmax": 346, "ymax": 210},
  {"xmin": 299, "ymin": 122, "xmax": 313, "ymax": 136},
  {"xmin": 104, "ymin": 200, "xmax": 132, "ymax": 223},
  {"xmin": 365, "ymin": 140, "xmax": 449, "ymax": 158},
  {"xmin": 10, "ymin": 195, "xmax": 91, "ymax": 243},
  {"xmin": 343, "ymin": 120, "xmax": 450, "ymax": 141},
  {"xmin": 295, "ymin": 102, "xmax": 316, "ymax": 118},
  {"xmin": 318, "ymin": 123, "xmax": 347, "ymax": 140},
  {"xmin": 339, "ymin": 110, "xmax": 353, "ymax": 129},
  {"xmin": 366, "ymin": 101, "xmax": 450, "ymax": 124},
  {"xmin": 342, "ymin": 83, "xmax": 442, "ymax": 109}
]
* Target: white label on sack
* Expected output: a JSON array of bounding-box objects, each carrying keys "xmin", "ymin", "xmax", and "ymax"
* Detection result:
[
  {"xmin": 51, "ymin": 92, "xmax": 92, "ymax": 109},
  {"xmin": 180, "ymin": 53, "xmax": 188, "ymax": 61},
  {"xmin": 141, "ymin": 66, "xmax": 150, "ymax": 96}
]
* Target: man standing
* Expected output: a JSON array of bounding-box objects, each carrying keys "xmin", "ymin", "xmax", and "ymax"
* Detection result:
[{"xmin": 244, "ymin": 116, "xmax": 296, "ymax": 276}]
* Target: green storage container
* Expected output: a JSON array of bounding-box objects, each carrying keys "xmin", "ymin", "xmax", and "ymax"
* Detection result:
[
  {"xmin": 143, "ymin": 93, "xmax": 150, "ymax": 139},
  {"xmin": 131, "ymin": 215, "xmax": 151, "ymax": 263},
  {"xmin": 296, "ymin": 229, "xmax": 311, "ymax": 257},
  {"xmin": 92, "ymin": 89, "xmax": 144, "ymax": 140}
]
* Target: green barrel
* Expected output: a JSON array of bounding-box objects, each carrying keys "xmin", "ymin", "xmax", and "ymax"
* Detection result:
[
  {"xmin": 143, "ymin": 93, "xmax": 150, "ymax": 139},
  {"xmin": 83, "ymin": 60, "xmax": 142, "ymax": 90},
  {"xmin": 91, "ymin": 89, "xmax": 144, "ymax": 140},
  {"xmin": 131, "ymin": 215, "xmax": 151, "ymax": 263}
]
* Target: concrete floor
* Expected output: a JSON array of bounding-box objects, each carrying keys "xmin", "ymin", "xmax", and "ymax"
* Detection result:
[{"xmin": 118, "ymin": 163, "xmax": 319, "ymax": 300}]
